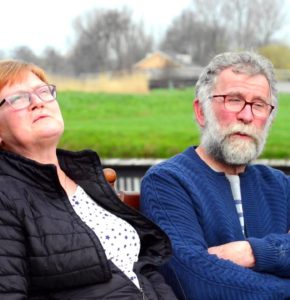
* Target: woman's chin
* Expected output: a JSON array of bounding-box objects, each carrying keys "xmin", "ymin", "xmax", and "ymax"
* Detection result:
[{"xmin": 35, "ymin": 125, "xmax": 64, "ymax": 142}]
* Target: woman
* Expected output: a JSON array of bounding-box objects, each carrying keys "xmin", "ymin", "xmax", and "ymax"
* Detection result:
[{"xmin": 0, "ymin": 60, "xmax": 177, "ymax": 300}]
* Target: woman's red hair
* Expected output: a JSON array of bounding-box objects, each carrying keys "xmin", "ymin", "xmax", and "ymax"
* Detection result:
[{"xmin": 0, "ymin": 60, "xmax": 48, "ymax": 91}]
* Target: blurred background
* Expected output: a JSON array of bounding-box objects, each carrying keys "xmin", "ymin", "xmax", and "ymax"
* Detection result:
[
  {"xmin": 2, "ymin": 0, "xmax": 290, "ymax": 92},
  {"xmin": 2, "ymin": 0, "xmax": 290, "ymax": 191}
]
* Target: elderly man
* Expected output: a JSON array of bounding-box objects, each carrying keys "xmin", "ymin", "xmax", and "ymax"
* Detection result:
[{"xmin": 140, "ymin": 52, "xmax": 290, "ymax": 300}]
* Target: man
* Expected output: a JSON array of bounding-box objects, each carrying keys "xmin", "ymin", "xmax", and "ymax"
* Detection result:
[{"xmin": 140, "ymin": 52, "xmax": 290, "ymax": 300}]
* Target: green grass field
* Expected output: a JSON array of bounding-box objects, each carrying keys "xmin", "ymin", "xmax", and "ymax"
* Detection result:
[{"xmin": 57, "ymin": 88, "xmax": 290, "ymax": 158}]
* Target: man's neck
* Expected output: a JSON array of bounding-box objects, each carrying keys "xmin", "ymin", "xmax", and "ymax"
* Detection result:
[{"xmin": 195, "ymin": 146, "xmax": 246, "ymax": 175}]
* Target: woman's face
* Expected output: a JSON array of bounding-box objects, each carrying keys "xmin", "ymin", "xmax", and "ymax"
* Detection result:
[{"xmin": 0, "ymin": 71, "xmax": 64, "ymax": 155}]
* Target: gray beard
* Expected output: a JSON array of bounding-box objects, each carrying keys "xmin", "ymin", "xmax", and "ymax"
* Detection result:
[
  {"xmin": 202, "ymin": 132, "xmax": 260, "ymax": 165},
  {"xmin": 200, "ymin": 106, "xmax": 270, "ymax": 166}
]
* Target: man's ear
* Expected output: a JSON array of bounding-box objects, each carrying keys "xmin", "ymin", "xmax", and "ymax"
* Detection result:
[{"xmin": 193, "ymin": 98, "xmax": 206, "ymax": 127}]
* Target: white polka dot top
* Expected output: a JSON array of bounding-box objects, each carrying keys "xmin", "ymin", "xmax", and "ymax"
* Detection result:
[{"xmin": 68, "ymin": 185, "xmax": 141, "ymax": 288}]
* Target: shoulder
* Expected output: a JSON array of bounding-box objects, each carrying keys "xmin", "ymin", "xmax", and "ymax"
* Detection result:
[
  {"xmin": 144, "ymin": 146, "xmax": 215, "ymax": 185},
  {"xmin": 146, "ymin": 146, "xmax": 199, "ymax": 176},
  {"xmin": 142, "ymin": 147, "xmax": 206, "ymax": 192},
  {"xmin": 248, "ymin": 163, "xmax": 288, "ymax": 179},
  {"xmin": 246, "ymin": 163, "xmax": 290, "ymax": 190}
]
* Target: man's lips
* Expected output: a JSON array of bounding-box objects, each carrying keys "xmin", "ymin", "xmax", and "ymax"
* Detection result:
[{"xmin": 230, "ymin": 131, "xmax": 253, "ymax": 140}]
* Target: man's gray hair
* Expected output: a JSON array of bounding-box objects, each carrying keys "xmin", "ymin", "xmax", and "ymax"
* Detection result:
[{"xmin": 195, "ymin": 51, "xmax": 278, "ymax": 120}]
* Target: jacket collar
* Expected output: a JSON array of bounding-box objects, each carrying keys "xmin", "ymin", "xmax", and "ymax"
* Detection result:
[{"xmin": 0, "ymin": 149, "xmax": 102, "ymax": 192}]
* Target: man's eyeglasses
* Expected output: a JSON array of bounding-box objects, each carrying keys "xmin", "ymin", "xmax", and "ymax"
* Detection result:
[
  {"xmin": 211, "ymin": 94, "xmax": 275, "ymax": 118},
  {"xmin": 0, "ymin": 84, "xmax": 57, "ymax": 110}
]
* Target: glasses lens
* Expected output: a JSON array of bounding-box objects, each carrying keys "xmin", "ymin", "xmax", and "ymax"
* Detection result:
[
  {"xmin": 36, "ymin": 85, "xmax": 56, "ymax": 101},
  {"xmin": 6, "ymin": 93, "xmax": 30, "ymax": 110},
  {"xmin": 225, "ymin": 95, "xmax": 271, "ymax": 118},
  {"xmin": 224, "ymin": 96, "xmax": 244, "ymax": 112},
  {"xmin": 252, "ymin": 102, "xmax": 270, "ymax": 117}
]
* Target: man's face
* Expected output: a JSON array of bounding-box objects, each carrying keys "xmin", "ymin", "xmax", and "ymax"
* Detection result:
[{"xmin": 200, "ymin": 68, "xmax": 272, "ymax": 165}]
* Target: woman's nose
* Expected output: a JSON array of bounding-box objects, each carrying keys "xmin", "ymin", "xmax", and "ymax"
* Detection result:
[{"xmin": 29, "ymin": 94, "xmax": 44, "ymax": 110}]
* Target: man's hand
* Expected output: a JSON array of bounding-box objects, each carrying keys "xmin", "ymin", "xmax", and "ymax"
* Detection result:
[{"xmin": 208, "ymin": 241, "xmax": 255, "ymax": 268}]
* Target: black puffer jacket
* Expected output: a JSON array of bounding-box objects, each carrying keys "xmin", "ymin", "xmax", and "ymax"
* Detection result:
[{"xmin": 0, "ymin": 149, "xmax": 177, "ymax": 300}]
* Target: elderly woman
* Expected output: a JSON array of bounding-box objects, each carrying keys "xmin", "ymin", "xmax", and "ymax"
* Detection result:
[{"xmin": 0, "ymin": 60, "xmax": 177, "ymax": 300}]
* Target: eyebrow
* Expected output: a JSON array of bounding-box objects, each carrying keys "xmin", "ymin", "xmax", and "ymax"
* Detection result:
[
  {"xmin": 226, "ymin": 92, "xmax": 268, "ymax": 102},
  {"xmin": 4, "ymin": 84, "xmax": 46, "ymax": 98}
]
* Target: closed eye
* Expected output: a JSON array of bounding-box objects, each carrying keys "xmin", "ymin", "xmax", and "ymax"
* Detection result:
[
  {"xmin": 7, "ymin": 94, "xmax": 27, "ymax": 104},
  {"xmin": 227, "ymin": 97, "xmax": 243, "ymax": 103}
]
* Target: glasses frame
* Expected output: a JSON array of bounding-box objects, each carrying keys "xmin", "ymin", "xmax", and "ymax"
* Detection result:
[
  {"xmin": 0, "ymin": 84, "xmax": 57, "ymax": 110},
  {"xmin": 211, "ymin": 94, "xmax": 275, "ymax": 118}
]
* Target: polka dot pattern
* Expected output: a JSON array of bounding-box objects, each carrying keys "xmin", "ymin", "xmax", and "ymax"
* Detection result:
[{"xmin": 69, "ymin": 186, "xmax": 141, "ymax": 288}]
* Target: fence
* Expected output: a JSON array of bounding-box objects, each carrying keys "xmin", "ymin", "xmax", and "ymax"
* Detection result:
[
  {"xmin": 102, "ymin": 159, "xmax": 162, "ymax": 192},
  {"xmin": 102, "ymin": 158, "xmax": 290, "ymax": 192}
]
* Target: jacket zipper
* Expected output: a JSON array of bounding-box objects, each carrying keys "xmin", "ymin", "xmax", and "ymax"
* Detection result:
[{"xmin": 140, "ymin": 287, "xmax": 146, "ymax": 300}]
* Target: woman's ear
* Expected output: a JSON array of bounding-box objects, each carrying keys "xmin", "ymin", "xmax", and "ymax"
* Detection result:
[{"xmin": 193, "ymin": 99, "xmax": 206, "ymax": 127}]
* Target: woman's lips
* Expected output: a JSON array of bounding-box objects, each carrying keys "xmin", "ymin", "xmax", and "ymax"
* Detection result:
[{"xmin": 33, "ymin": 115, "xmax": 49, "ymax": 123}]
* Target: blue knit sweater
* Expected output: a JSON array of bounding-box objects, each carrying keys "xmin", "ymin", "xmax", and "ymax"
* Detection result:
[{"xmin": 140, "ymin": 147, "xmax": 290, "ymax": 300}]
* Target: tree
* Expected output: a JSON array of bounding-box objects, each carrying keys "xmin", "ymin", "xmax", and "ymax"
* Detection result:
[
  {"xmin": 259, "ymin": 44, "xmax": 290, "ymax": 69},
  {"xmin": 161, "ymin": 9, "xmax": 229, "ymax": 65},
  {"xmin": 160, "ymin": 0, "xmax": 287, "ymax": 65},
  {"xmin": 69, "ymin": 8, "xmax": 153, "ymax": 75},
  {"xmin": 190, "ymin": 0, "xmax": 286, "ymax": 49},
  {"xmin": 12, "ymin": 46, "xmax": 40, "ymax": 65},
  {"xmin": 41, "ymin": 47, "xmax": 72, "ymax": 75},
  {"xmin": 226, "ymin": 0, "xmax": 286, "ymax": 49}
]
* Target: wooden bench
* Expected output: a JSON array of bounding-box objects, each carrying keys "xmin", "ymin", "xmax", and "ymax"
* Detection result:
[{"xmin": 103, "ymin": 168, "xmax": 140, "ymax": 210}]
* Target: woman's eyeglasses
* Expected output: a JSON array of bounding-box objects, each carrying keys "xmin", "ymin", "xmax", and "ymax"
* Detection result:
[{"xmin": 0, "ymin": 84, "xmax": 57, "ymax": 110}]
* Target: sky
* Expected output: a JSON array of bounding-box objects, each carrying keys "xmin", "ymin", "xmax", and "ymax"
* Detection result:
[
  {"xmin": 0, "ymin": 0, "xmax": 192, "ymax": 56},
  {"xmin": 1, "ymin": 0, "xmax": 290, "ymax": 57}
]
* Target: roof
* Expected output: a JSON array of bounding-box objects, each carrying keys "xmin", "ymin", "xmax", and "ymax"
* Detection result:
[{"xmin": 133, "ymin": 51, "xmax": 183, "ymax": 70}]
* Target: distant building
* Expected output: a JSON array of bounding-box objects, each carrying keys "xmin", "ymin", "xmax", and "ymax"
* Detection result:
[
  {"xmin": 134, "ymin": 51, "xmax": 182, "ymax": 69},
  {"xmin": 133, "ymin": 51, "xmax": 202, "ymax": 89}
]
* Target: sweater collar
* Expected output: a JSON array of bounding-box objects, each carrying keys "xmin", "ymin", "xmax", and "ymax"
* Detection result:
[{"xmin": 182, "ymin": 146, "xmax": 252, "ymax": 177}]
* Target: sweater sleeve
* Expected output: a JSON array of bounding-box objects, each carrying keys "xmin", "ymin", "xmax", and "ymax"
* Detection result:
[
  {"xmin": 140, "ymin": 169, "xmax": 290, "ymax": 300},
  {"xmin": 247, "ymin": 175, "xmax": 290, "ymax": 277},
  {"xmin": 248, "ymin": 234, "xmax": 290, "ymax": 277},
  {"xmin": 0, "ymin": 193, "xmax": 28, "ymax": 300}
]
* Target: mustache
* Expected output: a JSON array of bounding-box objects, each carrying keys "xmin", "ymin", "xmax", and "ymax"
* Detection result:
[{"xmin": 223, "ymin": 123, "xmax": 261, "ymax": 143}]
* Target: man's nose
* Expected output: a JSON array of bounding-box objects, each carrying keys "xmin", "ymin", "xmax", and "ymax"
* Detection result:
[{"xmin": 236, "ymin": 103, "xmax": 254, "ymax": 123}]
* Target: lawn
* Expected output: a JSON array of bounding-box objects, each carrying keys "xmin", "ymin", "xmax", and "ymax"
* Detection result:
[{"xmin": 57, "ymin": 88, "xmax": 290, "ymax": 159}]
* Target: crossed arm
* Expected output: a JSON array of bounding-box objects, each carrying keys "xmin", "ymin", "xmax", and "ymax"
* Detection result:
[
  {"xmin": 140, "ymin": 168, "xmax": 290, "ymax": 299},
  {"xmin": 208, "ymin": 240, "xmax": 255, "ymax": 268}
]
